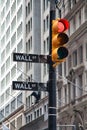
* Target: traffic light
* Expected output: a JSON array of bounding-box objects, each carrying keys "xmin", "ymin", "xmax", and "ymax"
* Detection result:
[{"xmin": 52, "ymin": 18, "xmax": 70, "ymax": 67}]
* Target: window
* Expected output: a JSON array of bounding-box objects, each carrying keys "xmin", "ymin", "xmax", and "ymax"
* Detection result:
[
  {"xmin": 6, "ymin": 42, "xmax": 10, "ymax": 55},
  {"xmin": 28, "ymin": 21, "xmax": 30, "ymax": 32},
  {"xmin": 68, "ymin": 82, "xmax": 71, "ymax": 103},
  {"xmin": 10, "ymin": 120, "xmax": 15, "ymax": 130},
  {"xmin": 30, "ymin": 114, "xmax": 32, "ymax": 121},
  {"xmin": 44, "ymin": 104, "xmax": 48, "ymax": 113},
  {"xmin": 1, "ymin": 79, "xmax": 5, "ymax": 91},
  {"xmin": 46, "ymin": 0, "xmax": 49, "ymax": 8},
  {"xmin": 1, "ymin": 52, "xmax": 5, "ymax": 63},
  {"xmin": 6, "ymin": 57, "xmax": 10, "ymax": 70},
  {"xmin": 0, "ymin": 109, "xmax": 4, "ymax": 120},
  {"xmin": 37, "ymin": 109, "xmax": 39, "ymax": 117},
  {"xmin": 28, "ymin": 115, "xmax": 30, "ymax": 123},
  {"xmin": 17, "ymin": 39, "xmax": 23, "ymax": 52},
  {"xmin": 30, "ymin": 37, "xmax": 32, "ymax": 49},
  {"xmin": 5, "ymin": 105, "xmax": 9, "ymax": 116},
  {"xmin": 44, "ymin": 41, "xmax": 46, "ymax": 53},
  {"xmin": 79, "ymin": 10, "xmax": 81, "ymax": 25},
  {"xmin": 26, "ymin": 39, "xmax": 31, "ymax": 52},
  {"xmin": 1, "ymin": 7, "xmax": 5, "ymax": 20},
  {"xmin": 17, "ymin": 93, "xmax": 22, "ymax": 107},
  {"xmin": 75, "ymin": 12, "xmax": 80, "ymax": 29},
  {"xmin": 71, "ymin": 79, "xmax": 76, "ymax": 100},
  {"xmin": 43, "ymin": 0, "xmax": 45, "ymax": 11},
  {"xmin": 86, "ymin": 44, "xmax": 87, "ymax": 60},
  {"xmin": 85, "ymin": 4, "xmax": 87, "ymax": 19},
  {"xmin": 44, "ymin": 20, "xmax": 45, "ymax": 32},
  {"xmin": 58, "ymin": 88, "xmax": 62, "ymax": 107},
  {"xmin": 44, "ymin": 64, "xmax": 46, "ymax": 75},
  {"xmin": 1, "ymin": 94, "xmax": 4, "ymax": 104},
  {"xmin": 11, "ymin": 0, "xmax": 16, "ymax": 17},
  {"xmin": 30, "ymin": 0, "xmax": 32, "ymax": 11},
  {"xmin": 46, "ymin": 16, "xmax": 49, "ymax": 30},
  {"xmin": 78, "ymin": 74, "xmax": 83, "ymax": 97},
  {"xmin": 64, "ymin": 62, "xmax": 66, "ymax": 76},
  {"xmin": 47, "ymin": 37, "xmax": 49, "ymax": 52},
  {"xmin": 68, "ymin": 0, "xmax": 71, "ymax": 10},
  {"xmin": 65, "ymin": 86, "xmax": 67, "ymax": 104},
  {"xmin": 34, "ymin": 111, "xmax": 36, "ymax": 119},
  {"xmin": 17, "ymin": 0, "xmax": 21, "ymax": 6},
  {"xmin": 11, "ymin": 99, "xmax": 16, "ymax": 112},
  {"xmin": 1, "ymin": 64, "xmax": 5, "ymax": 76},
  {"xmin": 1, "ymin": 36, "xmax": 5, "ymax": 49},
  {"xmin": 28, "ymin": 2, "xmax": 30, "ymax": 14},
  {"xmin": 17, "ymin": 62, "xmax": 22, "ymax": 73},
  {"xmin": 68, "ymin": 55, "xmax": 72, "ymax": 69},
  {"xmin": 40, "ymin": 108, "xmax": 42, "ymax": 116},
  {"xmin": 17, "ymin": 115, "xmax": 22, "ymax": 129},
  {"xmin": 26, "ymin": 6, "xmax": 28, "ymax": 17},
  {"xmin": 11, "ymin": 32, "xmax": 16, "ymax": 48},
  {"xmin": 11, "ymin": 65, "xmax": 16, "ymax": 79},
  {"xmin": 26, "ymin": 24, "xmax": 28, "ymax": 35},
  {"xmin": 6, "ymin": 72, "xmax": 10, "ymax": 86},
  {"xmin": 30, "ymin": 18, "xmax": 32, "ymax": 30},
  {"xmin": 26, "ymin": 96, "xmax": 31, "ymax": 108},
  {"xmin": 6, "ymin": 11, "xmax": 10, "ymax": 27},
  {"xmin": 78, "ymin": 46, "xmax": 83, "ymax": 64},
  {"xmin": 17, "ymin": 22, "xmax": 22, "ymax": 39},
  {"xmin": 73, "ymin": 50, "xmax": 77, "ymax": 67},
  {"xmin": 6, "ymin": 0, "xmax": 10, "ymax": 11},
  {"xmin": 6, "ymin": 88, "xmax": 10, "ymax": 99},
  {"xmin": 1, "ymin": 22, "xmax": 5, "ymax": 34},
  {"xmin": 58, "ymin": 64, "xmax": 62, "ymax": 77},
  {"xmin": 71, "ymin": 0, "xmax": 76, "ymax": 8},
  {"xmin": 6, "ymin": 27, "xmax": 10, "ymax": 41},
  {"xmin": 11, "ymin": 16, "xmax": 16, "ymax": 32},
  {"xmin": 17, "ymin": 5, "xmax": 22, "ymax": 22},
  {"xmin": 70, "ymin": 19, "xmax": 75, "ymax": 35}
]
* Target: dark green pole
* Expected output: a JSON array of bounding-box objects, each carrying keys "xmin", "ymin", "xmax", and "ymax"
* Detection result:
[{"xmin": 48, "ymin": 0, "xmax": 57, "ymax": 130}]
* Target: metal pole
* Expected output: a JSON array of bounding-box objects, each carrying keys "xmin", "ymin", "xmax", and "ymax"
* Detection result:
[{"xmin": 48, "ymin": 0, "xmax": 56, "ymax": 130}]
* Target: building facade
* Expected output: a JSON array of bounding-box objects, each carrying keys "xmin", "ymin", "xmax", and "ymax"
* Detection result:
[
  {"xmin": 0, "ymin": 0, "xmax": 49, "ymax": 129},
  {"xmin": 57, "ymin": 0, "xmax": 87, "ymax": 130},
  {"xmin": 0, "ymin": 0, "xmax": 27, "ymax": 129}
]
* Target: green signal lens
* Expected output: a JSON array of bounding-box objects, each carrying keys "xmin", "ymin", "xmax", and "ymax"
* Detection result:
[{"xmin": 57, "ymin": 47, "xmax": 68, "ymax": 59}]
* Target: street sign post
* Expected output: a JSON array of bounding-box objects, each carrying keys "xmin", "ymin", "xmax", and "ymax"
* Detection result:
[
  {"xmin": 13, "ymin": 53, "xmax": 50, "ymax": 63},
  {"xmin": 12, "ymin": 81, "xmax": 47, "ymax": 91}
]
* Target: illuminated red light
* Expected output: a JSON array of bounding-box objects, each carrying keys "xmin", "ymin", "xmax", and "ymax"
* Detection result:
[
  {"xmin": 58, "ymin": 21, "xmax": 65, "ymax": 32},
  {"xmin": 58, "ymin": 19, "xmax": 70, "ymax": 32}
]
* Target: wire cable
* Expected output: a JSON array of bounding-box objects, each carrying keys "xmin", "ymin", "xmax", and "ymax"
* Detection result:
[{"xmin": 15, "ymin": 66, "xmax": 87, "ymax": 93}]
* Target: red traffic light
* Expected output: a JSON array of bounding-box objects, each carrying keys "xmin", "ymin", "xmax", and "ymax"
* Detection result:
[
  {"xmin": 59, "ymin": 19, "xmax": 70, "ymax": 31},
  {"xmin": 52, "ymin": 18, "xmax": 70, "ymax": 33}
]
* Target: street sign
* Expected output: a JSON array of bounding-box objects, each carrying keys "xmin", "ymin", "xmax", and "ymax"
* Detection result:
[
  {"xmin": 13, "ymin": 53, "xmax": 50, "ymax": 63},
  {"xmin": 12, "ymin": 81, "xmax": 47, "ymax": 91}
]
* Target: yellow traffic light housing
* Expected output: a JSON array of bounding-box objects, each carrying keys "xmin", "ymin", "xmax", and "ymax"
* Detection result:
[{"xmin": 52, "ymin": 18, "xmax": 70, "ymax": 67}]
